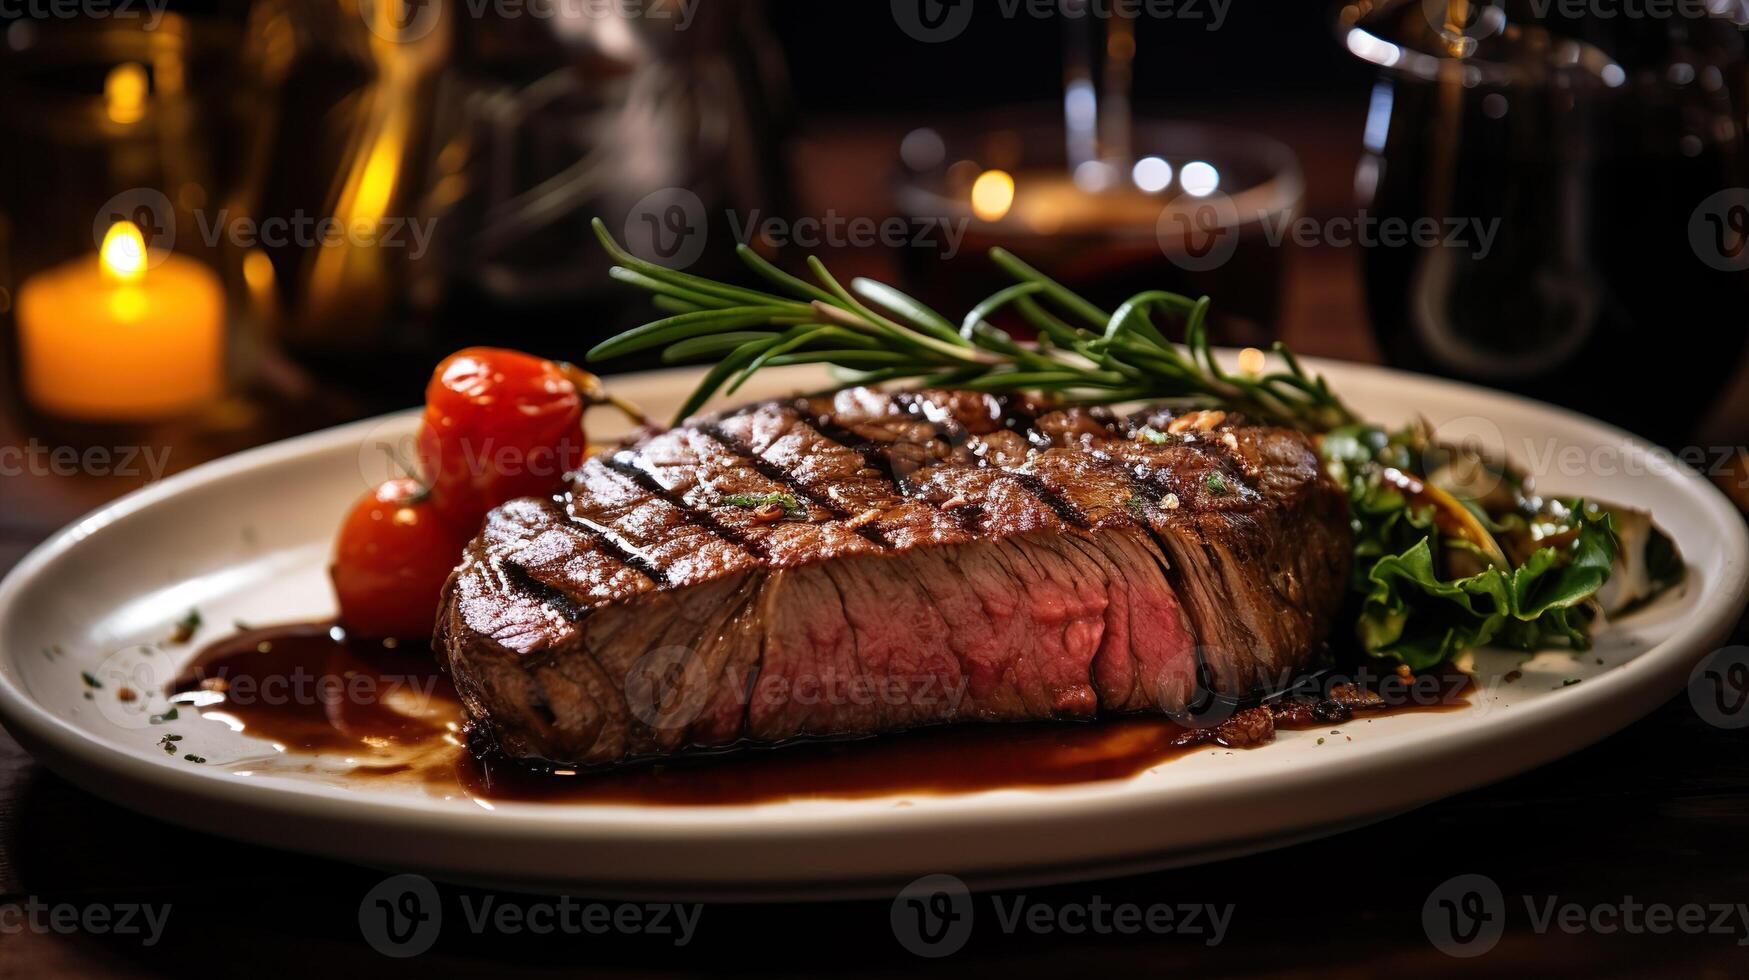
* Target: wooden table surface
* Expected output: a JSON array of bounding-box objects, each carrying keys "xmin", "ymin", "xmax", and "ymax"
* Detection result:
[{"xmin": 3, "ymin": 111, "xmax": 1749, "ymax": 977}]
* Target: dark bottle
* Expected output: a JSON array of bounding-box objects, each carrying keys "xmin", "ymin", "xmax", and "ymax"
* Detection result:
[{"xmin": 1345, "ymin": 0, "xmax": 1749, "ymax": 445}]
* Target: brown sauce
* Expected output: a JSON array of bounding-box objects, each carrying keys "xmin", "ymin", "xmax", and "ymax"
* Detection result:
[{"xmin": 170, "ymin": 622, "xmax": 1470, "ymax": 806}]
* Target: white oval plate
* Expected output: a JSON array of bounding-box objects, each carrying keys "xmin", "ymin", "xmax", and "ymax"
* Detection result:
[{"xmin": 1, "ymin": 361, "xmax": 1745, "ymax": 900}]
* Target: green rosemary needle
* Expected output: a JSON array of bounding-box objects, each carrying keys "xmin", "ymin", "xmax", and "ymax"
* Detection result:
[{"xmin": 588, "ymin": 218, "xmax": 1355, "ymax": 430}]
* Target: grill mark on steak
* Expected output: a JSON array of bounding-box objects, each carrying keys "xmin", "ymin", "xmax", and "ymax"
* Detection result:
[
  {"xmin": 492, "ymin": 559, "xmax": 592, "ymax": 669},
  {"xmin": 551, "ymin": 504, "xmax": 674, "ymax": 586},
  {"xmin": 699, "ymin": 421, "xmax": 894, "ymax": 550},
  {"xmin": 789, "ymin": 403, "xmax": 917, "ymax": 497},
  {"xmin": 569, "ymin": 458, "xmax": 762, "ymax": 587},
  {"xmin": 1008, "ymin": 472, "xmax": 1091, "ymax": 528},
  {"xmin": 778, "ymin": 407, "xmax": 983, "ymax": 547},
  {"xmin": 721, "ymin": 404, "xmax": 984, "ymax": 550},
  {"xmin": 804, "ymin": 390, "xmax": 1088, "ymax": 537},
  {"xmin": 600, "ymin": 451, "xmax": 772, "ymax": 561}
]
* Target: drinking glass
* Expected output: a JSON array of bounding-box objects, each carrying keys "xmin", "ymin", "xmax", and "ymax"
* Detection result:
[{"xmin": 1340, "ymin": 0, "xmax": 1749, "ymax": 443}]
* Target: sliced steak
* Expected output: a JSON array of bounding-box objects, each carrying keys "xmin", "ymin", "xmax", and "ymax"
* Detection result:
[{"xmin": 436, "ymin": 389, "xmax": 1352, "ymax": 767}]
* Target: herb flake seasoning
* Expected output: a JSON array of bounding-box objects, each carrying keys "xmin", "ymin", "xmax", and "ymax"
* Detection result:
[
  {"xmin": 1205, "ymin": 473, "xmax": 1231, "ymax": 496},
  {"xmin": 170, "ymin": 608, "xmax": 203, "ymax": 644},
  {"xmin": 722, "ymin": 492, "xmax": 803, "ymax": 517}
]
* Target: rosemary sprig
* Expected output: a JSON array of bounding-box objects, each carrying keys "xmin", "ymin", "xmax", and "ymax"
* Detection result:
[{"xmin": 588, "ymin": 218, "xmax": 1354, "ymax": 430}]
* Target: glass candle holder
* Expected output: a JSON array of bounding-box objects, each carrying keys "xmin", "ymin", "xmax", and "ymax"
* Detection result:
[{"xmin": 0, "ymin": 17, "xmax": 249, "ymax": 426}]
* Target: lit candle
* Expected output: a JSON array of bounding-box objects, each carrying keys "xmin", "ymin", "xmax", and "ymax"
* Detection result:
[{"xmin": 17, "ymin": 221, "xmax": 225, "ymax": 421}]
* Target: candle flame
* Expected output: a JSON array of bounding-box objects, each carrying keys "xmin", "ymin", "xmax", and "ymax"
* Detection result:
[
  {"xmin": 105, "ymin": 63, "xmax": 148, "ymax": 125},
  {"xmin": 971, "ymin": 170, "xmax": 1016, "ymax": 222},
  {"xmin": 100, "ymin": 222, "xmax": 148, "ymax": 284},
  {"xmin": 1238, "ymin": 346, "xmax": 1267, "ymax": 377}
]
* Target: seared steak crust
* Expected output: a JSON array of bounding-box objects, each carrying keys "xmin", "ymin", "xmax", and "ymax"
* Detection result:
[{"xmin": 436, "ymin": 389, "xmax": 1351, "ymax": 767}]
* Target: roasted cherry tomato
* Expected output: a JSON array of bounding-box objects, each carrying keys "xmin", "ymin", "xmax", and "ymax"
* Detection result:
[
  {"xmin": 331, "ymin": 479, "xmax": 473, "ymax": 639},
  {"xmin": 417, "ymin": 347, "xmax": 586, "ymax": 530}
]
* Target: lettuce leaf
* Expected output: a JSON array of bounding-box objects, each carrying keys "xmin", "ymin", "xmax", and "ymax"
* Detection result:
[{"xmin": 1355, "ymin": 503, "xmax": 1618, "ymax": 670}]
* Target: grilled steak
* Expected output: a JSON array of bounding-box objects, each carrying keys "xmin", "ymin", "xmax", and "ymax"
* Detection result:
[{"xmin": 436, "ymin": 388, "xmax": 1352, "ymax": 767}]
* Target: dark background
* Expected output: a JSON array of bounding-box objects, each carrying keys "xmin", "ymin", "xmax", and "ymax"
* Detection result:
[
  {"xmin": 768, "ymin": 1, "xmax": 1374, "ymax": 112},
  {"xmin": 3, "ymin": 1, "xmax": 1749, "ymax": 975}
]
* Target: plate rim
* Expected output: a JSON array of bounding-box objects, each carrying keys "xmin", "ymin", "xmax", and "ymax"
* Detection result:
[{"xmin": 1, "ymin": 358, "xmax": 1745, "ymax": 880}]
